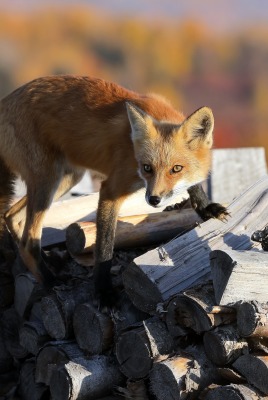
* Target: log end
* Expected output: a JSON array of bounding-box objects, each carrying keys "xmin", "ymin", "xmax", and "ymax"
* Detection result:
[{"xmin": 122, "ymin": 262, "xmax": 163, "ymax": 314}]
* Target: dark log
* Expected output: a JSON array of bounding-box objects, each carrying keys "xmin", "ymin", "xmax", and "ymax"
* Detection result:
[
  {"xmin": 237, "ymin": 301, "xmax": 268, "ymax": 338},
  {"xmin": 210, "ymin": 249, "xmax": 268, "ymax": 305},
  {"xmin": 204, "ymin": 383, "xmax": 268, "ymax": 400},
  {"xmin": 66, "ymin": 209, "xmax": 200, "ymax": 255},
  {"xmin": 233, "ymin": 354, "xmax": 268, "ymax": 394},
  {"xmin": 1, "ymin": 307, "xmax": 28, "ymax": 359},
  {"xmin": 73, "ymin": 302, "xmax": 114, "ymax": 354},
  {"xmin": 165, "ymin": 283, "xmax": 235, "ymax": 335},
  {"xmin": 19, "ymin": 358, "xmax": 49, "ymax": 400},
  {"xmin": 49, "ymin": 355, "xmax": 124, "ymax": 400},
  {"xmin": 123, "ymin": 176, "xmax": 268, "ymax": 314},
  {"xmin": 0, "ymin": 326, "xmax": 13, "ymax": 373},
  {"xmin": 41, "ymin": 281, "xmax": 94, "ymax": 339},
  {"xmin": 0, "ymin": 263, "xmax": 14, "ymax": 310},
  {"xmin": 112, "ymin": 292, "xmax": 149, "ymax": 334},
  {"xmin": 35, "ymin": 341, "xmax": 84, "ymax": 385},
  {"xmin": 116, "ymin": 317, "xmax": 174, "ymax": 379},
  {"xmin": 149, "ymin": 345, "xmax": 219, "ymax": 400},
  {"xmin": 14, "ymin": 272, "xmax": 37, "ymax": 317},
  {"xmin": 19, "ymin": 319, "xmax": 50, "ymax": 355},
  {"xmin": 115, "ymin": 379, "xmax": 149, "ymax": 400},
  {"xmin": 247, "ymin": 337, "xmax": 268, "ymax": 354},
  {"xmin": 216, "ymin": 368, "xmax": 245, "ymax": 384},
  {"xmin": 203, "ymin": 324, "xmax": 248, "ymax": 366}
]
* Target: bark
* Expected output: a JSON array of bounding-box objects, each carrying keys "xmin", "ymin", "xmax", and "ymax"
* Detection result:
[
  {"xmin": 49, "ymin": 355, "xmax": 124, "ymax": 400},
  {"xmin": 210, "ymin": 249, "xmax": 268, "ymax": 305},
  {"xmin": 233, "ymin": 354, "xmax": 268, "ymax": 395},
  {"xmin": 73, "ymin": 302, "xmax": 114, "ymax": 354},
  {"xmin": 203, "ymin": 324, "xmax": 248, "ymax": 366},
  {"xmin": 115, "ymin": 317, "xmax": 174, "ymax": 379},
  {"xmin": 237, "ymin": 301, "xmax": 268, "ymax": 338},
  {"xmin": 41, "ymin": 281, "xmax": 94, "ymax": 339},
  {"xmin": 165, "ymin": 283, "xmax": 235, "ymax": 335}
]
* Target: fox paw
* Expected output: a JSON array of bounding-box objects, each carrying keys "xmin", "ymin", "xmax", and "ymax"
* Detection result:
[{"xmin": 197, "ymin": 203, "xmax": 230, "ymax": 222}]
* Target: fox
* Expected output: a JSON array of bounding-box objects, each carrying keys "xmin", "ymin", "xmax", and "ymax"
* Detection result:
[{"xmin": 0, "ymin": 75, "xmax": 228, "ymax": 303}]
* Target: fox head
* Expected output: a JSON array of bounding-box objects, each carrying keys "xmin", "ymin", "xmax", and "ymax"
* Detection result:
[{"xmin": 126, "ymin": 102, "xmax": 214, "ymax": 207}]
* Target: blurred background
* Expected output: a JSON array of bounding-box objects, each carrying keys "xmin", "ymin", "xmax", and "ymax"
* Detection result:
[{"xmin": 0, "ymin": 0, "xmax": 268, "ymax": 159}]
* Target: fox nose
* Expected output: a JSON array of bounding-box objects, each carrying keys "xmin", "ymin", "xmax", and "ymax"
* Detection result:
[{"xmin": 148, "ymin": 196, "xmax": 161, "ymax": 206}]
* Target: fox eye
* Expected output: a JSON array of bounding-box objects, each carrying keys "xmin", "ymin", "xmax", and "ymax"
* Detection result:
[
  {"xmin": 144, "ymin": 164, "xmax": 152, "ymax": 173},
  {"xmin": 172, "ymin": 165, "xmax": 183, "ymax": 173}
]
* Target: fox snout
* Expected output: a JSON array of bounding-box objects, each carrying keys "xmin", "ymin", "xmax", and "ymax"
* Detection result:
[{"xmin": 147, "ymin": 195, "xmax": 161, "ymax": 207}]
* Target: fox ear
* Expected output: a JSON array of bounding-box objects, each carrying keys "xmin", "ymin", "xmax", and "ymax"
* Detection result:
[
  {"xmin": 126, "ymin": 102, "xmax": 152, "ymax": 142},
  {"xmin": 182, "ymin": 107, "xmax": 214, "ymax": 150}
]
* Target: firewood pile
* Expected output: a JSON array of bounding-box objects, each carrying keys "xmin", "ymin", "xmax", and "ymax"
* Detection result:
[{"xmin": 0, "ymin": 153, "xmax": 268, "ymax": 399}]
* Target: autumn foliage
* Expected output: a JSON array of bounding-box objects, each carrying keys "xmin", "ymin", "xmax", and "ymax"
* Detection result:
[{"xmin": 0, "ymin": 6, "xmax": 268, "ymax": 157}]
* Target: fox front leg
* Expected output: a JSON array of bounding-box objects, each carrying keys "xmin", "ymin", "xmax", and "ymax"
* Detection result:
[
  {"xmin": 94, "ymin": 183, "xmax": 126, "ymax": 306},
  {"xmin": 188, "ymin": 184, "xmax": 229, "ymax": 221}
]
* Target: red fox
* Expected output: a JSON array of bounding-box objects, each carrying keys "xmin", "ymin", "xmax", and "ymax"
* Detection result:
[{"xmin": 0, "ymin": 75, "xmax": 227, "ymax": 303}]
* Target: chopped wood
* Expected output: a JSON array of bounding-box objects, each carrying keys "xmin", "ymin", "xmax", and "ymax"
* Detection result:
[
  {"xmin": 203, "ymin": 383, "xmax": 268, "ymax": 400},
  {"xmin": 66, "ymin": 209, "xmax": 200, "ymax": 255},
  {"xmin": 149, "ymin": 345, "xmax": 219, "ymax": 400},
  {"xmin": 233, "ymin": 354, "xmax": 268, "ymax": 395},
  {"xmin": 165, "ymin": 283, "xmax": 236, "ymax": 335},
  {"xmin": 73, "ymin": 302, "xmax": 114, "ymax": 354},
  {"xmin": 41, "ymin": 281, "xmax": 94, "ymax": 339},
  {"xmin": 18, "ymin": 358, "xmax": 48, "ymax": 400},
  {"xmin": 210, "ymin": 249, "xmax": 268, "ymax": 305},
  {"xmin": 1, "ymin": 307, "xmax": 28, "ymax": 359},
  {"xmin": 35, "ymin": 341, "xmax": 84, "ymax": 385},
  {"xmin": 14, "ymin": 272, "xmax": 37, "ymax": 317},
  {"xmin": 149, "ymin": 354, "xmax": 193, "ymax": 400},
  {"xmin": 237, "ymin": 301, "xmax": 268, "ymax": 338},
  {"xmin": 19, "ymin": 319, "xmax": 50, "ymax": 355},
  {"xmin": 0, "ymin": 327, "xmax": 13, "ymax": 373},
  {"xmin": 203, "ymin": 324, "xmax": 248, "ymax": 366},
  {"xmin": 123, "ymin": 176, "xmax": 268, "ymax": 314},
  {"xmin": 49, "ymin": 355, "xmax": 124, "ymax": 400},
  {"xmin": 115, "ymin": 317, "xmax": 174, "ymax": 379}
]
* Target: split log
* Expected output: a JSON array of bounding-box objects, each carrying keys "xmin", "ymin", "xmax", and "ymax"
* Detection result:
[
  {"xmin": 66, "ymin": 209, "xmax": 200, "ymax": 255},
  {"xmin": 35, "ymin": 341, "xmax": 84, "ymax": 385},
  {"xmin": 1, "ymin": 307, "xmax": 28, "ymax": 359},
  {"xmin": 210, "ymin": 249, "xmax": 268, "ymax": 305},
  {"xmin": 41, "ymin": 281, "xmax": 94, "ymax": 339},
  {"xmin": 237, "ymin": 301, "xmax": 268, "ymax": 338},
  {"xmin": 165, "ymin": 283, "xmax": 235, "ymax": 335},
  {"xmin": 19, "ymin": 319, "xmax": 50, "ymax": 355},
  {"xmin": 123, "ymin": 176, "xmax": 268, "ymax": 314},
  {"xmin": 203, "ymin": 325, "xmax": 248, "ymax": 366},
  {"xmin": 204, "ymin": 384, "xmax": 268, "ymax": 400},
  {"xmin": 0, "ymin": 327, "xmax": 13, "ymax": 373},
  {"xmin": 49, "ymin": 355, "xmax": 124, "ymax": 400},
  {"xmin": 115, "ymin": 317, "xmax": 174, "ymax": 379},
  {"xmin": 149, "ymin": 345, "xmax": 219, "ymax": 400},
  {"xmin": 112, "ymin": 292, "xmax": 149, "ymax": 334},
  {"xmin": 19, "ymin": 358, "xmax": 49, "ymax": 400},
  {"xmin": 0, "ymin": 264, "xmax": 14, "ymax": 310},
  {"xmin": 73, "ymin": 302, "xmax": 114, "ymax": 354},
  {"xmin": 14, "ymin": 273, "xmax": 37, "ymax": 317},
  {"xmin": 233, "ymin": 354, "xmax": 268, "ymax": 394}
]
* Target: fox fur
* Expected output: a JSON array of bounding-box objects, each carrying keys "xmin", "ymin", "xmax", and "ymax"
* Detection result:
[{"xmin": 0, "ymin": 75, "xmax": 227, "ymax": 303}]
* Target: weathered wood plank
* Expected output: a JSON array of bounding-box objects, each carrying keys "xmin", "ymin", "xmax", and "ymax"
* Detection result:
[{"xmin": 123, "ymin": 176, "xmax": 268, "ymax": 314}]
